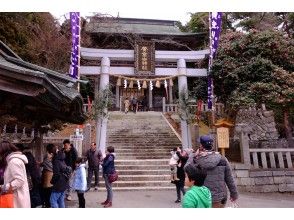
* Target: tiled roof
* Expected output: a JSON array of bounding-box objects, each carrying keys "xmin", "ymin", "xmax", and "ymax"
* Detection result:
[{"xmin": 86, "ymin": 17, "xmax": 202, "ymax": 36}]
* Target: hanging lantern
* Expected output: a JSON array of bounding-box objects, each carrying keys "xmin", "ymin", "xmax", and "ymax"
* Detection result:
[
  {"xmin": 150, "ymin": 81, "xmax": 153, "ymax": 91},
  {"xmin": 124, "ymin": 79, "xmax": 127, "ymax": 88},
  {"xmin": 129, "ymin": 80, "xmax": 134, "ymax": 88},
  {"xmin": 164, "ymin": 79, "xmax": 168, "ymax": 88},
  {"xmin": 142, "ymin": 81, "xmax": 147, "ymax": 89},
  {"xmin": 137, "ymin": 80, "xmax": 141, "ymax": 90},
  {"xmin": 116, "ymin": 77, "xmax": 122, "ymax": 86},
  {"xmin": 169, "ymin": 78, "xmax": 174, "ymax": 87},
  {"xmin": 155, "ymin": 80, "xmax": 160, "ymax": 88}
]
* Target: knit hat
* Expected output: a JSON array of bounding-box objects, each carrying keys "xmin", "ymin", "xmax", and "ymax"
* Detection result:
[{"xmin": 199, "ymin": 135, "xmax": 213, "ymax": 150}]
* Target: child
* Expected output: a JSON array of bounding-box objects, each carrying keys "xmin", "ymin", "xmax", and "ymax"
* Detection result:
[
  {"xmin": 71, "ymin": 157, "xmax": 87, "ymax": 208},
  {"xmin": 182, "ymin": 164, "xmax": 212, "ymax": 208},
  {"xmin": 169, "ymin": 147, "xmax": 180, "ymax": 182}
]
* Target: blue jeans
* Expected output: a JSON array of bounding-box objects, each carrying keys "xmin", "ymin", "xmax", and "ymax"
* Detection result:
[
  {"xmin": 50, "ymin": 191, "xmax": 65, "ymax": 208},
  {"xmin": 103, "ymin": 174, "xmax": 113, "ymax": 202}
]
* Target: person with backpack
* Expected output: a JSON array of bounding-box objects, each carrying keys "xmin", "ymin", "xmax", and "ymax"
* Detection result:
[
  {"xmin": 50, "ymin": 147, "xmax": 71, "ymax": 208},
  {"xmin": 186, "ymin": 135, "xmax": 238, "ymax": 208}
]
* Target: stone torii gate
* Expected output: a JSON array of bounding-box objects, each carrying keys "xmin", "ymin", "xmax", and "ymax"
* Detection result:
[{"xmin": 80, "ymin": 47, "xmax": 209, "ymax": 154}]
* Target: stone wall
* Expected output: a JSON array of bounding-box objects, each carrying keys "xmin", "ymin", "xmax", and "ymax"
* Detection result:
[
  {"xmin": 231, "ymin": 163, "xmax": 294, "ymax": 193},
  {"xmin": 234, "ymin": 107, "xmax": 279, "ymax": 140}
]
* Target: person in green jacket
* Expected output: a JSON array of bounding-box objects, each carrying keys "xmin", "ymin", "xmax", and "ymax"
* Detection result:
[{"xmin": 182, "ymin": 164, "xmax": 212, "ymax": 208}]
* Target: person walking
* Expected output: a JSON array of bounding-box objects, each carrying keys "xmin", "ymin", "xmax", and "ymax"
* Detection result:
[
  {"xmin": 40, "ymin": 143, "xmax": 56, "ymax": 208},
  {"xmin": 101, "ymin": 146, "xmax": 116, "ymax": 208},
  {"xmin": 124, "ymin": 97, "xmax": 130, "ymax": 114},
  {"xmin": 0, "ymin": 141, "xmax": 31, "ymax": 208},
  {"xmin": 86, "ymin": 142, "xmax": 102, "ymax": 191},
  {"xmin": 186, "ymin": 135, "xmax": 238, "ymax": 208},
  {"xmin": 71, "ymin": 157, "xmax": 87, "ymax": 208},
  {"xmin": 50, "ymin": 148, "xmax": 71, "ymax": 208},
  {"xmin": 131, "ymin": 97, "xmax": 138, "ymax": 113},
  {"xmin": 182, "ymin": 164, "xmax": 212, "ymax": 208},
  {"xmin": 62, "ymin": 139, "xmax": 77, "ymax": 201},
  {"xmin": 174, "ymin": 146, "xmax": 188, "ymax": 203}
]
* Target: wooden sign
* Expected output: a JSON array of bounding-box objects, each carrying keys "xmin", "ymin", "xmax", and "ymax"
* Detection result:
[
  {"xmin": 135, "ymin": 41, "xmax": 155, "ymax": 75},
  {"xmin": 217, "ymin": 127, "xmax": 230, "ymax": 149}
]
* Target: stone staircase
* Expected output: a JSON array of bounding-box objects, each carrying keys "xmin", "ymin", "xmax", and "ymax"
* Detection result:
[{"xmin": 99, "ymin": 111, "xmax": 182, "ymax": 190}]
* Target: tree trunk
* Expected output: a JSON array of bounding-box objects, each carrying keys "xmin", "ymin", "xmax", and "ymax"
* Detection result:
[{"xmin": 283, "ymin": 108, "xmax": 293, "ymax": 148}]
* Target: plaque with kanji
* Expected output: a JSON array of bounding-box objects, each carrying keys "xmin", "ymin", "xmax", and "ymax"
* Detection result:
[
  {"xmin": 135, "ymin": 41, "xmax": 155, "ymax": 75},
  {"xmin": 217, "ymin": 127, "xmax": 230, "ymax": 149}
]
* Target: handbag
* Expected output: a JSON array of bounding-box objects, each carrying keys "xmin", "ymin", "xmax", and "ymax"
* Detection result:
[
  {"xmin": 0, "ymin": 183, "xmax": 14, "ymax": 208},
  {"xmin": 108, "ymin": 171, "xmax": 118, "ymax": 183}
]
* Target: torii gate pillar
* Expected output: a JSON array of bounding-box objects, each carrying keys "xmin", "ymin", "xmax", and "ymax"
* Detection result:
[
  {"xmin": 177, "ymin": 58, "xmax": 192, "ymax": 149},
  {"xmin": 96, "ymin": 57, "xmax": 110, "ymax": 156}
]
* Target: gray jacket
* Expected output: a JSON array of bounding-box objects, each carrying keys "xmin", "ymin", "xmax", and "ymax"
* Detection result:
[{"xmin": 186, "ymin": 152, "xmax": 238, "ymax": 203}]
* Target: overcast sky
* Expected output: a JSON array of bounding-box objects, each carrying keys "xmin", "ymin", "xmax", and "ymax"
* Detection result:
[{"xmin": 2, "ymin": 0, "xmax": 294, "ymax": 25}]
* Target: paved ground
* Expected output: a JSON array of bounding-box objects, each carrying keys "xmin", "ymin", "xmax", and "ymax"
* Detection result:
[{"xmin": 65, "ymin": 189, "xmax": 294, "ymax": 208}]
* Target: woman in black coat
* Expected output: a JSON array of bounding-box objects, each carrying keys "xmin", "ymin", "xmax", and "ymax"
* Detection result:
[
  {"xmin": 174, "ymin": 147, "xmax": 188, "ymax": 203},
  {"xmin": 101, "ymin": 146, "xmax": 116, "ymax": 208}
]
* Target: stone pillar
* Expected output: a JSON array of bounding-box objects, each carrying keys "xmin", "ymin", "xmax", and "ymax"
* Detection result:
[
  {"xmin": 96, "ymin": 57, "xmax": 110, "ymax": 156},
  {"xmin": 116, "ymin": 85, "xmax": 120, "ymax": 109},
  {"xmin": 236, "ymin": 123, "xmax": 251, "ymax": 166},
  {"xmin": 148, "ymin": 88, "xmax": 153, "ymax": 110},
  {"xmin": 162, "ymin": 97, "xmax": 166, "ymax": 113},
  {"xmin": 83, "ymin": 123, "xmax": 91, "ymax": 156},
  {"xmin": 177, "ymin": 58, "xmax": 191, "ymax": 149},
  {"xmin": 190, "ymin": 124, "xmax": 199, "ymax": 149},
  {"xmin": 169, "ymin": 85, "xmax": 173, "ymax": 104}
]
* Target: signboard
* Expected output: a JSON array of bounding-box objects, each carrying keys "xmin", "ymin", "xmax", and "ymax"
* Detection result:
[
  {"xmin": 217, "ymin": 127, "xmax": 229, "ymax": 149},
  {"xmin": 135, "ymin": 41, "xmax": 155, "ymax": 75},
  {"xmin": 70, "ymin": 134, "xmax": 84, "ymax": 141}
]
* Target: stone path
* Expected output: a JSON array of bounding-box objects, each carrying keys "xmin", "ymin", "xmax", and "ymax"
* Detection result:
[{"xmin": 65, "ymin": 189, "xmax": 294, "ymax": 208}]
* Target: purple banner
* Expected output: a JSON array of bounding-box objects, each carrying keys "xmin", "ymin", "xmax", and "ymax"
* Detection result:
[
  {"xmin": 70, "ymin": 12, "xmax": 80, "ymax": 79},
  {"xmin": 208, "ymin": 12, "xmax": 222, "ymax": 109}
]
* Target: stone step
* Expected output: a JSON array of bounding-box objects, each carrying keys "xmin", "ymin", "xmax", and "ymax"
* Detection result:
[
  {"xmin": 113, "ymin": 169, "xmax": 169, "ymax": 175},
  {"xmin": 94, "ymin": 175, "xmax": 170, "ymax": 181},
  {"xmin": 113, "ymin": 149, "xmax": 172, "ymax": 153},
  {"xmin": 98, "ymin": 180, "xmax": 173, "ymax": 188},
  {"xmin": 96, "ymin": 186, "xmax": 175, "ymax": 191},
  {"xmin": 102, "ymin": 111, "xmax": 180, "ymax": 190},
  {"xmin": 115, "ymin": 153, "xmax": 170, "ymax": 156},
  {"xmin": 115, "ymin": 165, "xmax": 169, "ymax": 170},
  {"xmin": 115, "ymin": 159, "xmax": 169, "ymax": 165},
  {"xmin": 107, "ymin": 137, "xmax": 179, "ymax": 140},
  {"xmin": 108, "ymin": 142, "xmax": 180, "ymax": 146},
  {"xmin": 116, "ymin": 156, "xmax": 170, "ymax": 160},
  {"xmin": 108, "ymin": 145, "xmax": 180, "ymax": 148},
  {"xmin": 114, "ymin": 151, "xmax": 172, "ymax": 154}
]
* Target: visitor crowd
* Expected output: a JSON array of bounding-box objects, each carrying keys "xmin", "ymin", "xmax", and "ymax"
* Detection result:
[{"xmin": 0, "ymin": 135, "xmax": 238, "ymax": 208}]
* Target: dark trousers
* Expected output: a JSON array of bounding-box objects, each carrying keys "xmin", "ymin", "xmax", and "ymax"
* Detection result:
[
  {"xmin": 87, "ymin": 166, "xmax": 99, "ymax": 187},
  {"xmin": 77, "ymin": 192, "xmax": 85, "ymax": 208},
  {"xmin": 104, "ymin": 174, "xmax": 113, "ymax": 202},
  {"xmin": 176, "ymin": 183, "xmax": 185, "ymax": 200},
  {"xmin": 42, "ymin": 187, "xmax": 52, "ymax": 208}
]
